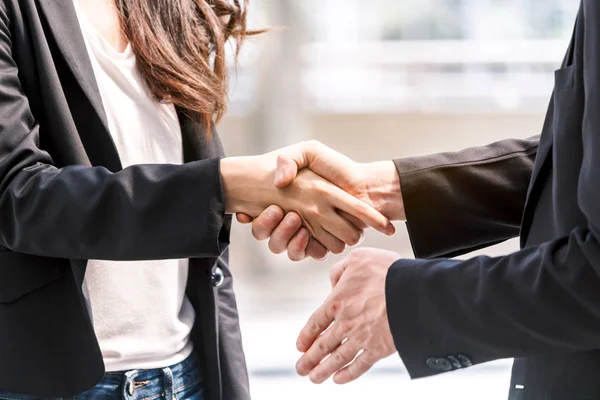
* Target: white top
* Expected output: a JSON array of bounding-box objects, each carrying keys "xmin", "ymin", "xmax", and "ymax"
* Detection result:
[{"xmin": 73, "ymin": 2, "xmax": 195, "ymax": 371}]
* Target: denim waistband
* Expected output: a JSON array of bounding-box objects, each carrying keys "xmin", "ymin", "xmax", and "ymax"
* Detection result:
[
  {"xmin": 97, "ymin": 352, "xmax": 202, "ymax": 399},
  {"xmin": 0, "ymin": 352, "xmax": 204, "ymax": 400}
]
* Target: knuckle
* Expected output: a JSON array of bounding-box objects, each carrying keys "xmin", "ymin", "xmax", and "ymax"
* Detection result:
[
  {"xmin": 360, "ymin": 352, "xmax": 377, "ymax": 371},
  {"xmin": 349, "ymin": 303, "xmax": 364, "ymax": 317},
  {"xmin": 338, "ymin": 320, "xmax": 354, "ymax": 335},
  {"xmin": 314, "ymin": 183, "xmax": 329, "ymax": 197},
  {"xmin": 305, "ymin": 207, "xmax": 320, "ymax": 220},
  {"xmin": 356, "ymin": 356, "xmax": 372, "ymax": 371},
  {"xmin": 266, "ymin": 205, "xmax": 284, "ymax": 222},
  {"xmin": 306, "ymin": 139, "xmax": 321, "ymax": 150},
  {"xmin": 285, "ymin": 215, "xmax": 303, "ymax": 232},
  {"xmin": 311, "ymin": 318, "xmax": 324, "ymax": 334},
  {"xmin": 346, "ymin": 249, "xmax": 360, "ymax": 262},
  {"xmin": 333, "ymin": 348, "xmax": 350, "ymax": 364},
  {"xmin": 317, "ymin": 340, "xmax": 329, "ymax": 353},
  {"xmin": 349, "ymin": 248, "xmax": 367, "ymax": 262},
  {"xmin": 347, "ymin": 366, "xmax": 358, "ymax": 380},
  {"xmin": 354, "ymin": 356, "xmax": 366, "ymax": 368},
  {"xmin": 328, "ymin": 300, "xmax": 342, "ymax": 316},
  {"xmin": 276, "ymin": 153, "xmax": 288, "ymax": 164}
]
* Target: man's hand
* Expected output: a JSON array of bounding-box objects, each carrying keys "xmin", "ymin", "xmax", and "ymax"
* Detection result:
[
  {"xmin": 237, "ymin": 141, "xmax": 404, "ymax": 261},
  {"xmin": 295, "ymin": 248, "xmax": 400, "ymax": 384}
]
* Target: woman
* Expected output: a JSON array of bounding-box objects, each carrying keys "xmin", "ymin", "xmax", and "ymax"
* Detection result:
[{"xmin": 0, "ymin": 0, "xmax": 394, "ymax": 399}]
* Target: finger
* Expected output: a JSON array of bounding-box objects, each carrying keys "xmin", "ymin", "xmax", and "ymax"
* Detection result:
[
  {"xmin": 296, "ymin": 299, "xmax": 336, "ymax": 353},
  {"xmin": 330, "ymin": 258, "xmax": 349, "ymax": 288},
  {"xmin": 333, "ymin": 351, "xmax": 376, "ymax": 384},
  {"xmin": 306, "ymin": 238, "xmax": 329, "ymax": 261},
  {"xmin": 308, "ymin": 338, "xmax": 362, "ymax": 384},
  {"xmin": 296, "ymin": 321, "xmax": 354, "ymax": 378},
  {"xmin": 236, "ymin": 213, "xmax": 254, "ymax": 224},
  {"xmin": 320, "ymin": 210, "xmax": 364, "ymax": 248},
  {"xmin": 274, "ymin": 155, "xmax": 300, "ymax": 188},
  {"xmin": 330, "ymin": 189, "xmax": 395, "ymax": 236},
  {"xmin": 268, "ymin": 212, "xmax": 303, "ymax": 254},
  {"xmin": 313, "ymin": 228, "xmax": 346, "ymax": 255},
  {"xmin": 287, "ymin": 227, "xmax": 310, "ymax": 261},
  {"xmin": 274, "ymin": 141, "xmax": 324, "ymax": 188},
  {"xmin": 251, "ymin": 205, "xmax": 285, "ymax": 241},
  {"xmin": 338, "ymin": 210, "xmax": 367, "ymax": 231}
]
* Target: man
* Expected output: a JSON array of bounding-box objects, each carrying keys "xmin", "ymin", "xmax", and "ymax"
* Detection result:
[{"xmin": 238, "ymin": 1, "xmax": 599, "ymax": 398}]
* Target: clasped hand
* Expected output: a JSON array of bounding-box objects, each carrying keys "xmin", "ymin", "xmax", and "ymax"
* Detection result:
[{"xmin": 233, "ymin": 140, "xmax": 403, "ymax": 259}]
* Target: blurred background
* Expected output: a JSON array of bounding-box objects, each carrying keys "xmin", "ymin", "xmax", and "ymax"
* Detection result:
[{"xmin": 217, "ymin": 1, "xmax": 580, "ymax": 399}]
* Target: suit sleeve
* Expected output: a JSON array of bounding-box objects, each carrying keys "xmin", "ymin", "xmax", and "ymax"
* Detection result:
[
  {"xmin": 386, "ymin": 111, "xmax": 600, "ymax": 379},
  {"xmin": 0, "ymin": 6, "xmax": 227, "ymax": 260},
  {"xmin": 394, "ymin": 137, "xmax": 538, "ymax": 259}
]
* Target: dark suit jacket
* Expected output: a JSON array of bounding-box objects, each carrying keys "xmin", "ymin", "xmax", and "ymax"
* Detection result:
[
  {"xmin": 0, "ymin": 1, "xmax": 249, "ymax": 399},
  {"xmin": 388, "ymin": 2, "xmax": 600, "ymax": 399}
]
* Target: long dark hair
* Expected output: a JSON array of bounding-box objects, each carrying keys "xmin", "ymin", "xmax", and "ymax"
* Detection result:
[{"xmin": 114, "ymin": 0, "xmax": 259, "ymax": 132}]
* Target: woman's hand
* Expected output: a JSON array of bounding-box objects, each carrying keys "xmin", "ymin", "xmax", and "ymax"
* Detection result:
[{"xmin": 220, "ymin": 154, "xmax": 393, "ymax": 254}]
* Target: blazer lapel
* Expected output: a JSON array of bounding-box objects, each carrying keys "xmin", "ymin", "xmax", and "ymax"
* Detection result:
[
  {"xmin": 519, "ymin": 107, "xmax": 553, "ymax": 247},
  {"xmin": 178, "ymin": 112, "xmax": 224, "ymax": 162},
  {"xmin": 520, "ymin": 10, "xmax": 583, "ymax": 247},
  {"xmin": 37, "ymin": 0, "xmax": 122, "ymax": 172}
]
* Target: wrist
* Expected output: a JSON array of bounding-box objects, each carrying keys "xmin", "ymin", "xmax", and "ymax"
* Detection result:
[
  {"xmin": 220, "ymin": 156, "xmax": 273, "ymax": 215},
  {"xmin": 363, "ymin": 161, "xmax": 405, "ymax": 221}
]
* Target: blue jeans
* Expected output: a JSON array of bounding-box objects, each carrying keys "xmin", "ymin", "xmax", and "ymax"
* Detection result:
[{"xmin": 0, "ymin": 352, "xmax": 204, "ymax": 400}]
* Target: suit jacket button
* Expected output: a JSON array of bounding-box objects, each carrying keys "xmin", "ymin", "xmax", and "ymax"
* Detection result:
[
  {"xmin": 211, "ymin": 267, "xmax": 224, "ymax": 288},
  {"xmin": 426, "ymin": 357, "xmax": 452, "ymax": 371},
  {"xmin": 447, "ymin": 355, "xmax": 462, "ymax": 369},
  {"xmin": 457, "ymin": 354, "xmax": 472, "ymax": 368}
]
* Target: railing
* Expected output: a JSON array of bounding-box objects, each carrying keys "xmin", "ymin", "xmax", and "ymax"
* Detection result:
[
  {"xmin": 301, "ymin": 40, "xmax": 568, "ymax": 65},
  {"xmin": 229, "ymin": 39, "xmax": 570, "ymax": 114}
]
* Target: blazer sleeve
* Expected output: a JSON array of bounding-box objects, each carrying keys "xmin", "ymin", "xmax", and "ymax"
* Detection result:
[
  {"xmin": 394, "ymin": 137, "xmax": 538, "ymax": 259},
  {"xmin": 386, "ymin": 121, "xmax": 600, "ymax": 378},
  {"xmin": 0, "ymin": 7, "xmax": 227, "ymax": 260}
]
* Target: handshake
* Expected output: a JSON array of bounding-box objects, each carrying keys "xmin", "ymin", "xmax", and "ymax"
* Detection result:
[
  {"xmin": 222, "ymin": 140, "xmax": 404, "ymax": 259},
  {"xmin": 220, "ymin": 140, "xmax": 404, "ymax": 383}
]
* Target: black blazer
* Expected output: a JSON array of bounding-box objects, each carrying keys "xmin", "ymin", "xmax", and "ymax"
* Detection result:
[
  {"xmin": 388, "ymin": 2, "xmax": 600, "ymax": 399},
  {"xmin": 0, "ymin": 1, "xmax": 249, "ymax": 399}
]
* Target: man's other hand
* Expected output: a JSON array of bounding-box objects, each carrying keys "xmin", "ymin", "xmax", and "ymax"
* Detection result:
[{"xmin": 295, "ymin": 248, "xmax": 400, "ymax": 383}]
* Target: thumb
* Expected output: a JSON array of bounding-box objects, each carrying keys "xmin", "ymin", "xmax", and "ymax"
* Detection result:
[
  {"xmin": 330, "ymin": 258, "xmax": 350, "ymax": 288},
  {"xmin": 274, "ymin": 154, "xmax": 301, "ymax": 188},
  {"xmin": 273, "ymin": 141, "xmax": 326, "ymax": 188}
]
